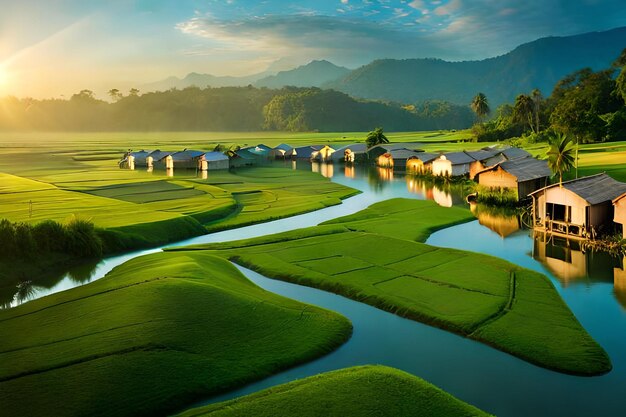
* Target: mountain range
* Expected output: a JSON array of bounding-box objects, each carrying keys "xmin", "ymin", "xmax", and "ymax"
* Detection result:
[{"xmin": 143, "ymin": 26, "xmax": 626, "ymax": 107}]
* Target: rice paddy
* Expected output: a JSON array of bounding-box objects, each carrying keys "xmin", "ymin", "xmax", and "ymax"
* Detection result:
[
  {"xmin": 181, "ymin": 199, "xmax": 611, "ymax": 375},
  {"xmin": 0, "ymin": 251, "xmax": 352, "ymax": 417},
  {"xmin": 178, "ymin": 365, "xmax": 492, "ymax": 417}
]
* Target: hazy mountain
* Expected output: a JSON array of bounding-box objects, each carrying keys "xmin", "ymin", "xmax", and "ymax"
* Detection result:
[
  {"xmin": 254, "ymin": 60, "xmax": 351, "ymax": 88},
  {"xmin": 142, "ymin": 71, "xmax": 271, "ymax": 92},
  {"xmin": 326, "ymin": 27, "xmax": 626, "ymax": 106}
]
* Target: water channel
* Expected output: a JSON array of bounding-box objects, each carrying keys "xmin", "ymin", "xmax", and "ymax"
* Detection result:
[{"xmin": 9, "ymin": 161, "xmax": 626, "ymax": 416}]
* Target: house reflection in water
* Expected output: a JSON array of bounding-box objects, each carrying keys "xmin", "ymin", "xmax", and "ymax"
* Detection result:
[
  {"xmin": 533, "ymin": 234, "xmax": 626, "ymax": 309},
  {"xmin": 405, "ymin": 177, "xmax": 456, "ymax": 208},
  {"xmin": 344, "ymin": 165, "xmax": 356, "ymax": 179},
  {"xmin": 470, "ymin": 204, "xmax": 520, "ymax": 238}
]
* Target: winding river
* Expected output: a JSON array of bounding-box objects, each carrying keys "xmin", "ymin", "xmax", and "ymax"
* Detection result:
[{"xmin": 11, "ymin": 162, "xmax": 626, "ymax": 416}]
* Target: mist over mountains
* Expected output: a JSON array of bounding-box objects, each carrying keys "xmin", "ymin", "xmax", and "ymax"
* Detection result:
[{"xmin": 143, "ymin": 27, "xmax": 626, "ymax": 107}]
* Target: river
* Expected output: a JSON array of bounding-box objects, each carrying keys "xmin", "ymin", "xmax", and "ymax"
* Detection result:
[{"xmin": 9, "ymin": 162, "xmax": 626, "ymax": 416}]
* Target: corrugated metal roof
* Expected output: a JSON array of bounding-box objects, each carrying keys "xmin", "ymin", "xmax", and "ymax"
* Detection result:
[
  {"xmin": 442, "ymin": 151, "xmax": 476, "ymax": 165},
  {"xmin": 171, "ymin": 150, "xmax": 205, "ymax": 161},
  {"xmin": 530, "ymin": 173, "xmax": 626, "ymax": 205},
  {"xmin": 464, "ymin": 149, "xmax": 498, "ymax": 161},
  {"xmin": 330, "ymin": 143, "xmax": 368, "ymax": 160},
  {"xmin": 289, "ymin": 146, "xmax": 319, "ymax": 158},
  {"xmin": 388, "ymin": 149, "xmax": 421, "ymax": 159},
  {"xmin": 273, "ymin": 143, "xmax": 292, "ymax": 151},
  {"xmin": 147, "ymin": 150, "xmax": 170, "ymax": 161},
  {"xmin": 369, "ymin": 142, "xmax": 424, "ymax": 152},
  {"xmin": 501, "ymin": 147, "xmax": 531, "ymax": 160},
  {"xmin": 408, "ymin": 152, "xmax": 439, "ymax": 163},
  {"xmin": 204, "ymin": 151, "xmax": 228, "ymax": 161},
  {"xmin": 479, "ymin": 157, "xmax": 551, "ymax": 182},
  {"xmin": 130, "ymin": 150, "xmax": 151, "ymax": 159}
]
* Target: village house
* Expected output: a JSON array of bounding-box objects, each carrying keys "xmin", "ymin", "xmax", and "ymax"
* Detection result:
[
  {"xmin": 170, "ymin": 150, "xmax": 207, "ymax": 170},
  {"xmin": 474, "ymin": 157, "xmax": 551, "ymax": 200},
  {"xmin": 129, "ymin": 150, "xmax": 152, "ymax": 167},
  {"xmin": 613, "ymin": 192, "xmax": 626, "ymax": 236},
  {"xmin": 312, "ymin": 145, "xmax": 337, "ymax": 163},
  {"xmin": 286, "ymin": 145, "xmax": 324, "ymax": 160},
  {"xmin": 241, "ymin": 144, "xmax": 272, "ymax": 158},
  {"xmin": 464, "ymin": 149, "xmax": 499, "ymax": 179},
  {"xmin": 431, "ymin": 152, "xmax": 476, "ymax": 177},
  {"xmin": 229, "ymin": 149, "xmax": 259, "ymax": 168},
  {"xmin": 147, "ymin": 150, "xmax": 173, "ymax": 169},
  {"xmin": 483, "ymin": 146, "xmax": 532, "ymax": 167},
  {"xmin": 330, "ymin": 143, "xmax": 368, "ymax": 163},
  {"xmin": 199, "ymin": 152, "xmax": 229, "ymax": 171},
  {"xmin": 406, "ymin": 152, "xmax": 439, "ymax": 174},
  {"xmin": 529, "ymin": 173, "xmax": 626, "ymax": 239},
  {"xmin": 269, "ymin": 143, "xmax": 293, "ymax": 159},
  {"xmin": 366, "ymin": 142, "xmax": 424, "ymax": 162},
  {"xmin": 376, "ymin": 149, "xmax": 421, "ymax": 170}
]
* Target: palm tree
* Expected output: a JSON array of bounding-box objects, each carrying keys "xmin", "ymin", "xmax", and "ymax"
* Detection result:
[
  {"xmin": 365, "ymin": 127, "xmax": 389, "ymax": 148},
  {"xmin": 470, "ymin": 93, "xmax": 490, "ymax": 123},
  {"xmin": 513, "ymin": 94, "xmax": 535, "ymax": 133},
  {"xmin": 546, "ymin": 133, "xmax": 575, "ymax": 186},
  {"xmin": 531, "ymin": 89, "xmax": 543, "ymax": 133}
]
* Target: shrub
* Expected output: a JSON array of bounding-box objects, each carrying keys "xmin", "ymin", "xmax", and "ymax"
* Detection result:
[
  {"xmin": 32, "ymin": 220, "xmax": 67, "ymax": 253},
  {"xmin": 64, "ymin": 215, "xmax": 103, "ymax": 258}
]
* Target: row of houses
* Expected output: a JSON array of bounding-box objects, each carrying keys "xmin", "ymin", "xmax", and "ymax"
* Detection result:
[{"xmin": 120, "ymin": 149, "xmax": 229, "ymax": 171}]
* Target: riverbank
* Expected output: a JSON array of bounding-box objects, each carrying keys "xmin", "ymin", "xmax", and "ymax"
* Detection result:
[{"xmin": 0, "ymin": 251, "xmax": 352, "ymax": 417}]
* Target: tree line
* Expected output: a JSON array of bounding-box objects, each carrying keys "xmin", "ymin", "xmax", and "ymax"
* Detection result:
[
  {"xmin": 470, "ymin": 48, "xmax": 626, "ymax": 143},
  {"xmin": 0, "ymin": 86, "xmax": 474, "ymax": 132}
]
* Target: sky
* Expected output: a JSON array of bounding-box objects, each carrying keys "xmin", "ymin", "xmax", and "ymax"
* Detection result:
[{"xmin": 0, "ymin": 0, "xmax": 625, "ymax": 98}]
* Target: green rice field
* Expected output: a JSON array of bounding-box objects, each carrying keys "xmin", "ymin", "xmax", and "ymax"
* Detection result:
[
  {"xmin": 0, "ymin": 251, "xmax": 351, "ymax": 417},
  {"xmin": 179, "ymin": 365, "xmax": 492, "ymax": 417},
  {"xmin": 180, "ymin": 199, "xmax": 611, "ymax": 375}
]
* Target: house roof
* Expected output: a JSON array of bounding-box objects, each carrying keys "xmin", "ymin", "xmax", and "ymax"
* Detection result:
[
  {"xmin": 387, "ymin": 149, "xmax": 422, "ymax": 159},
  {"xmin": 408, "ymin": 152, "xmax": 439, "ymax": 164},
  {"xmin": 147, "ymin": 150, "xmax": 171, "ymax": 161},
  {"xmin": 130, "ymin": 150, "xmax": 151, "ymax": 158},
  {"xmin": 241, "ymin": 145, "xmax": 270, "ymax": 156},
  {"xmin": 171, "ymin": 150, "xmax": 205, "ymax": 161},
  {"xmin": 529, "ymin": 173, "xmax": 626, "ymax": 205},
  {"xmin": 289, "ymin": 146, "xmax": 319, "ymax": 158},
  {"xmin": 233, "ymin": 149, "xmax": 258, "ymax": 159},
  {"xmin": 329, "ymin": 143, "xmax": 368, "ymax": 160},
  {"xmin": 464, "ymin": 149, "xmax": 498, "ymax": 162},
  {"xmin": 204, "ymin": 151, "xmax": 229, "ymax": 161},
  {"xmin": 440, "ymin": 151, "xmax": 476, "ymax": 165},
  {"xmin": 477, "ymin": 157, "xmax": 551, "ymax": 182},
  {"xmin": 369, "ymin": 142, "xmax": 424, "ymax": 152},
  {"xmin": 273, "ymin": 143, "xmax": 292, "ymax": 151}
]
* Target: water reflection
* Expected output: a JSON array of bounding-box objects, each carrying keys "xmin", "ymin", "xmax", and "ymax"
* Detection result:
[
  {"xmin": 470, "ymin": 203, "xmax": 521, "ymax": 238},
  {"xmin": 344, "ymin": 165, "xmax": 355, "ymax": 179},
  {"xmin": 533, "ymin": 233, "xmax": 626, "ymax": 307},
  {"xmin": 1, "ymin": 259, "xmax": 101, "ymax": 309}
]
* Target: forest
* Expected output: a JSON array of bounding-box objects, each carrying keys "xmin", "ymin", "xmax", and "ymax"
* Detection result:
[{"xmin": 0, "ymin": 86, "xmax": 474, "ymax": 132}]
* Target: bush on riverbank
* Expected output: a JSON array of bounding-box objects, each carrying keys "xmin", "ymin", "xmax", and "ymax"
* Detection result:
[{"xmin": 0, "ymin": 217, "xmax": 103, "ymax": 259}]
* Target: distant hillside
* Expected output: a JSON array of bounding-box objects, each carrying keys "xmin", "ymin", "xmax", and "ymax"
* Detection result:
[
  {"xmin": 327, "ymin": 27, "xmax": 626, "ymax": 106},
  {"xmin": 142, "ymin": 71, "xmax": 269, "ymax": 92},
  {"xmin": 255, "ymin": 60, "xmax": 351, "ymax": 88}
]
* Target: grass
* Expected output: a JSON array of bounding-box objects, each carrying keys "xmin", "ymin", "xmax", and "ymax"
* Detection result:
[
  {"xmin": 0, "ymin": 251, "xmax": 352, "ymax": 417},
  {"xmin": 178, "ymin": 365, "xmax": 492, "ymax": 417},
  {"xmin": 178, "ymin": 199, "xmax": 611, "ymax": 375}
]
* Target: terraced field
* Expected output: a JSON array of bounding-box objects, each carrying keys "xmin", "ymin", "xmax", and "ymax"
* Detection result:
[
  {"xmin": 0, "ymin": 251, "xmax": 351, "ymax": 417},
  {"xmin": 180, "ymin": 199, "xmax": 611, "ymax": 375}
]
